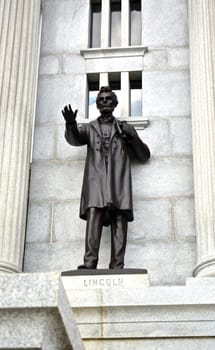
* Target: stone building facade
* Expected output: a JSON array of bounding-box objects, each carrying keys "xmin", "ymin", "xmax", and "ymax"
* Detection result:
[
  {"xmin": 26, "ymin": 0, "xmax": 195, "ymax": 286},
  {"xmin": 1, "ymin": 0, "xmax": 215, "ymax": 349}
]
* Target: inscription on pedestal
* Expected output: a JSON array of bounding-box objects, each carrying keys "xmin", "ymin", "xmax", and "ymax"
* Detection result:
[
  {"xmin": 83, "ymin": 276, "xmax": 123, "ymax": 287},
  {"xmin": 62, "ymin": 272, "xmax": 150, "ymax": 289}
]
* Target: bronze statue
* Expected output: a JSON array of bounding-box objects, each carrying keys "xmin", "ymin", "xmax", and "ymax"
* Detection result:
[{"xmin": 62, "ymin": 86, "xmax": 150, "ymax": 269}]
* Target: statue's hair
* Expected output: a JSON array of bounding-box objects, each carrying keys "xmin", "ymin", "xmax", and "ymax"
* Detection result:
[{"xmin": 96, "ymin": 86, "xmax": 118, "ymax": 107}]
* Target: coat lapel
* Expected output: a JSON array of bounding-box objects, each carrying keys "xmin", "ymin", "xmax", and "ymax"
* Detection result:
[
  {"xmin": 90, "ymin": 117, "xmax": 118, "ymax": 140},
  {"xmin": 90, "ymin": 119, "xmax": 102, "ymax": 136},
  {"xmin": 110, "ymin": 117, "xmax": 118, "ymax": 140}
]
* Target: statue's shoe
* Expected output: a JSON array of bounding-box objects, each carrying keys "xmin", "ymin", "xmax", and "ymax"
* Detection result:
[{"xmin": 77, "ymin": 264, "xmax": 97, "ymax": 269}]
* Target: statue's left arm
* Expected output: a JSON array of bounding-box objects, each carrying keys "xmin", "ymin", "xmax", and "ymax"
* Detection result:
[{"xmin": 120, "ymin": 122, "xmax": 150, "ymax": 162}]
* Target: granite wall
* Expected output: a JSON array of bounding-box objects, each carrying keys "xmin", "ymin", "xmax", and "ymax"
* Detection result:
[{"xmin": 24, "ymin": 0, "xmax": 196, "ymax": 285}]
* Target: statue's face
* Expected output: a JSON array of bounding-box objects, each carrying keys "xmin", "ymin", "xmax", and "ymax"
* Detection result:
[{"xmin": 97, "ymin": 92, "xmax": 115, "ymax": 115}]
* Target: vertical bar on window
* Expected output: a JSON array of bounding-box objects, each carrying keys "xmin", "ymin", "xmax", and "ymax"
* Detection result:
[
  {"xmin": 99, "ymin": 72, "xmax": 109, "ymax": 87},
  {"xmin": 141, "ymin": 71, "xmax": 144, "ymax": 116},
  {"xmin": 84, "ymin": 74, "xmax": 88, "ymax": 118},
  {"xmin": 121, "ymin": 0, "xmax": 129, "ymax": 46},
  {"xmin": 121, "ymin": 72, "xmax": 130, "ymax": 117},
  {"xmin": 141, "ymin": 0, "xmax": 144, "ymax": 45},
  {"xmin": 87, "ymin": 0, "xmax": 91, "ymax": 48},
  {"xmin": 101, "ymin": 0, "xmax": 110, "ymax": 47},
  {"xmin": 90, "ymin": 1, "xmax": 101, "ymax": 48}
]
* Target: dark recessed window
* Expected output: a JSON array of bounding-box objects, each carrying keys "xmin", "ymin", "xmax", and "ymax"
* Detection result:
[
  {"xmin": 87, "ymin": 72, "xmax": 142, "ymax": 118},
  {"xmin": 88, "ymin": 74, "xmax": 100, "ymax": 118},
  {"xmin": 130, "ymin": 71, "xmax": 142, "ymax": 116},
  {"xmin": 130, "ymin": 0, "xmax": 141, "ymax": 46},
  {"xmin": 90, "ymin": 1, "xmax": 101, "ymax": 48},
  {"xmin": 109, "ymin": 72, "xmax": 121, "ymax": 117},
  {"xmin": 110, "ymin": 0, "xmax": 121, "ymax": 47},
  {"xmin": 90, "ymin": 0, "xmax": 142, "ymax": 48}
]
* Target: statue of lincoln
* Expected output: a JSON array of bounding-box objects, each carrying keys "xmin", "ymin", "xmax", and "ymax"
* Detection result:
[{"xmin": 62, "ymin": 86, "xmax": 150, "ymax": 269}]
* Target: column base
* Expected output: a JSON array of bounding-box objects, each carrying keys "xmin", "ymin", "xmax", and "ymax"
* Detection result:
[
  {"xmin": 0, "ymin": 260, "xmax": 21, "ymax": 274},
  {"xmin": 193, "ymin": 256, "xmax": 215, "ymax": 277}
]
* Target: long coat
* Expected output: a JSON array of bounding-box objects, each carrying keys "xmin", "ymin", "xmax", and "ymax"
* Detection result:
[{"xmin": 65, "ymin": 117, "xmax": 150, "ymax": 225}]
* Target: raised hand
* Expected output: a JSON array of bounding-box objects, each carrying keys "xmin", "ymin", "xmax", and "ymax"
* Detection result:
[{"xmin": 62, "ymin": 104, "xmax": 78, "ymax": 125}]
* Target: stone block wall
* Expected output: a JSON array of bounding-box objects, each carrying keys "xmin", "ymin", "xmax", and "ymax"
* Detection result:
[{"xmin": 24, "ymin": 0, "xmax": 196, "ymax": 285}]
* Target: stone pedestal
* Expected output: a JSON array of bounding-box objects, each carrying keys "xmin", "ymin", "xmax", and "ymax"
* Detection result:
[
  {"xmin": 62, "ymin": 268, "xmax": 150, "ymax": 289},
  {"xmin": 61, "ymin": 275, "xmax": 215, "ymax": 350},
  {"xmin": 0, "ymin": 0, "xmax": 42, "ymax": 272},
  {"xmin": 188, "ymin": 0, "xmax": 215, "ymax": 276}
]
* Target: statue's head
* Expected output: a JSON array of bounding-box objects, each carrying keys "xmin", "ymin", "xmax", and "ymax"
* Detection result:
[{"xmin": 96, "ymin": 86, "xmax": 118, "ymax": 115}]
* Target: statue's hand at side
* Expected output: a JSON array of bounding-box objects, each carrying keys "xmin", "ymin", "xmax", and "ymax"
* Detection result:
[{"xmin": 62, "ymin": 105, "xmax": 78, "ymax": 126}]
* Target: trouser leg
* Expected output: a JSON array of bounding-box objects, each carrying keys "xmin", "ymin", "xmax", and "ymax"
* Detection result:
[
  {"xmin": 83, "ymin": 207, "xmax": 104, "ymax": 268},
  {"xmin": 109, "ymin": 213, "xmax": 128, "ymax": 269}
]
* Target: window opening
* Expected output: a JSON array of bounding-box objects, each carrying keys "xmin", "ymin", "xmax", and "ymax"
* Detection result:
[
  {"xmin": 90, "ymin": 0, "xmax": 142, "ymax": 48},
  {"xmin": 130, "ymin": 71, "xmax": 142, "ymax": 116},
  {"xmin": 109, "ymin": 72, "xmax": 121, "ymax": 117},
  {"xmin": 90, "ymin": 1, "xmax": 101, "ymax": 48},
  {"xmin": 87, "ymin": 72, "xmax": 142, "ymax": 118},
  {"xmin": 130, "ymin": 0, "xmax": 141, "ymax": 46},
  {"xmin": 110, "ymin": 0, "xmax": 121, "ymax": 47},
  {"xmin": 88, "ymin": 74, "xmax": 100, "ymax": 118}
]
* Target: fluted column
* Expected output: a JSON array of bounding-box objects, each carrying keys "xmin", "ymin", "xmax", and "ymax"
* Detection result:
[
  {"xmin": 0, "ymin": 0, "xmax": 42, "ymax": 273},
  {"xmin": 188, "ymin": 0, "xmax": 215, "ymax": 276}
]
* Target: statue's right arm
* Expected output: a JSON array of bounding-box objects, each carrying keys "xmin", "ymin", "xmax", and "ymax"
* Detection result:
[
  {"xmin": 62, "ymin": 105, "xmax": 88, "ymax": 146},
  {"xmin": 65, "ymin": 122, "xmax": 88, "ymax": 146}
]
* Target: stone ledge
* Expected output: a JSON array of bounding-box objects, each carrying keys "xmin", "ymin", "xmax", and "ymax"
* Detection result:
[
  {"xmin": 76, "ymin": 117, "xmax": 150, "ymax": 130},
  {"xmin": 63, "ymin": 278, "xmax": 215, "ymax": 308},
  {"xmin": 61, "ymin": 276, "xmax": 215, "ymax": 343},
  {"xmin": 61, "ymin": 268, "xmax": 148, "ymax": 276},
  {"xmin": 80, "ymin": 46, "xmax": 148, "ymax": 59},
  {"xmin": 0, "ymin": 272, "xmax": 84, "ymax": 350}
]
